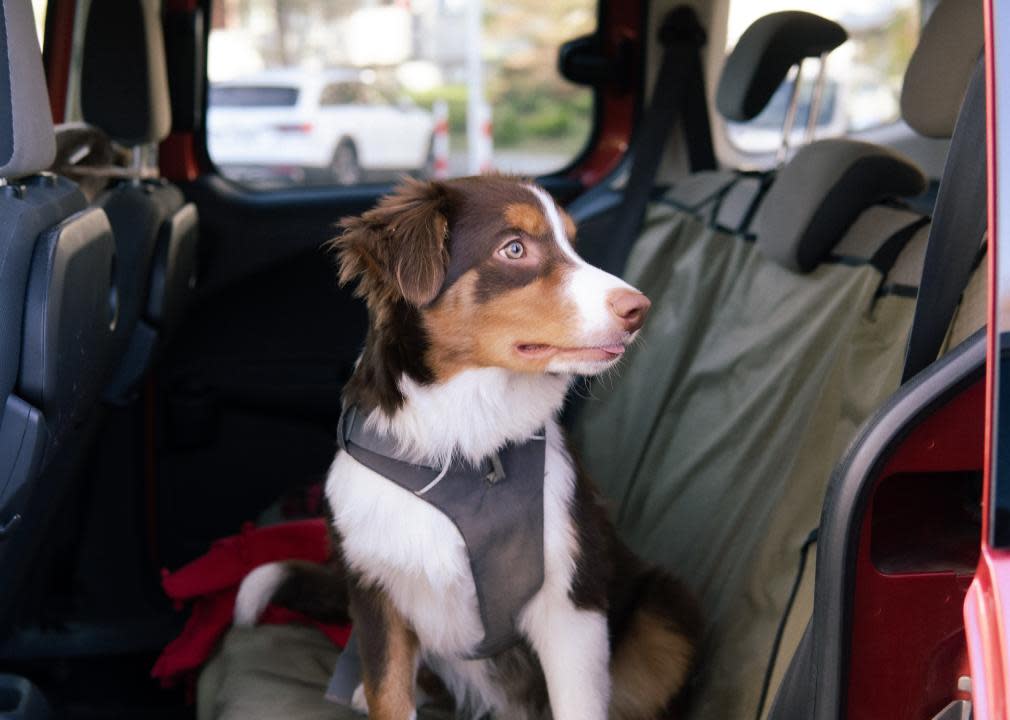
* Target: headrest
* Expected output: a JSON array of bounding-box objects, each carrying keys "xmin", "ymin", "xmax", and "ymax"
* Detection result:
[
  {"xmin": 755, "ymin": 139, "xmax": 926, "ymax": 272},
  {"xmin": 0, "ymin": 0, "xmax": 56, "ymax": 178},
  {"xmin": 81, "ymin": 0, "xmax": 171, "ymax": 147},
  {"xmin": 901, "ymin": 0, "xmax": 983, "ymax": 138},
  {"xmin": 716, "ymin": 12, "xmax": 847, "ymax": 122}
]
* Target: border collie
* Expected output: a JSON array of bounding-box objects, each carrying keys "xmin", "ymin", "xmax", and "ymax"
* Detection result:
[{"xmin": 234, "ymin": 175, "xmax": 700, "ymax": 720}]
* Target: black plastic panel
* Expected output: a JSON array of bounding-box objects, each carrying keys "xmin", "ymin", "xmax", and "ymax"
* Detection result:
[
  {"xmin": 19, "ymin": 207, "xmax": 117, "ymax": 433},
  {"xmin": 147, "ymin": 201, "xmax": 198, "ymax": 331},
  {"xmin": 0, "ymin": 673, "xmax": 50, "ymax": 719},
  {"xmin": 97, "ymin": 181, "xmax": 184, "ymax": 357},
  {"xmin": 102, "ymin": 321, "xmax": 157, "ymax": 407},
  {"xmin": 0, "ymin": 395, "xmax": 46, "ymax": 541},
  {"xmin": 0, "ymin": 177, "xmax": 86, "ymax": 419},
  {"xmin": 163, "ymin": 9, "xmax": 205, "ymax": 133},
  {"xmin": 992, "ymin": 333, "xmax": 1010, "ymax": 546}
]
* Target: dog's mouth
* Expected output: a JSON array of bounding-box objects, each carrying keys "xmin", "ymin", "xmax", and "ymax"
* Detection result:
[{"xmin": 515, "ymin": 342, "xmax": 627, "ymax": 362}]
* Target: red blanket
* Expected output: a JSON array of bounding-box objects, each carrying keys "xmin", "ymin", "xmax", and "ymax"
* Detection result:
[{"xmin": 152, "ymin": 519, "xmax": 351, "ymax": 686}]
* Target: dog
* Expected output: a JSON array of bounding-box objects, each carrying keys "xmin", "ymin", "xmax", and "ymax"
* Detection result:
[{"xmin": 234, "ymin": 175, "xmax": 700, "ymax": 720}]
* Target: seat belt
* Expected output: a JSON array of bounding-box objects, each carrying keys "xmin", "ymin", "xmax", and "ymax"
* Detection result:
[
  {"xmin": 901, "ymin": 58, "xmax": 987, "ymax": 383},
  {"xmin": 600, "ymin": 5, "xmax": 715, "ymax": 276}
]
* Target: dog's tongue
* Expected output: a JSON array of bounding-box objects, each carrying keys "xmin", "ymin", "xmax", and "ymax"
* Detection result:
[{"xmin": 601, "ymin": 344, "xmax": 625, "ymax": 356}]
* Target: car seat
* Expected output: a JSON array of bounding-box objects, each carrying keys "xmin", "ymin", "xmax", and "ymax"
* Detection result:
[
  {"xmin": 79, "ymin": 0, "xmax": 199, "ymax": 404},
  {"xmin": 0, "ymin": 0, "xmax": 119, "ymax": 639}
]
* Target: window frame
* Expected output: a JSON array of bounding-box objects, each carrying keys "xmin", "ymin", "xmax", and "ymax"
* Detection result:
[{"xmin": 196, "ymin": 0, "xmax": 614, "ymax": 192}]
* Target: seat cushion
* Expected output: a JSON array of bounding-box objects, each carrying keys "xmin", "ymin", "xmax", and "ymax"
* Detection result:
[{"xmin": 199, "ymin": 625, "xmax": 452, "ymax": 720}]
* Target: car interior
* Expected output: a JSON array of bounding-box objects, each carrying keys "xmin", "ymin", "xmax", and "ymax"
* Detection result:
[{"xmin": 0, "ymin": 0, "xmax": 990, "ymax": 718}]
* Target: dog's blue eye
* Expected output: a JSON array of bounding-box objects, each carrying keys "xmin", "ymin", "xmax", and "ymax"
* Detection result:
[{"xmin": 501, "ymin": 241, "xmax": 525, "ymax": 260}]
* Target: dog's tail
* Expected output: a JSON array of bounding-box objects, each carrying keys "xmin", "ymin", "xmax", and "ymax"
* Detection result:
[
  {"xmin": 609, "ymin": 565, "xmax": 702, "ymax": 720},
  {"xmin": 234, "ymin": 559, "xmax": 351, "ymax": 627}
]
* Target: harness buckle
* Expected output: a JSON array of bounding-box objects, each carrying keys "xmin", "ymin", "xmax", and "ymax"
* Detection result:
[{"xmin": 486, "ymin": 453, "xmax": 506, "ymax": 484}]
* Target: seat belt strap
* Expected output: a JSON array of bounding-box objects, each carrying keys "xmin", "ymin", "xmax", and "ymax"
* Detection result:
[
  {"xmin": 601, "ymin": 6, "xmax": 713, "ymax": 275},
  {"xmin": 902, "ymin": 58, "xmax": 987, "ymax": 383}
]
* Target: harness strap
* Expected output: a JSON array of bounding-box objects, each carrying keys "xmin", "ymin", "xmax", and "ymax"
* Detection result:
[
  {"xmin": 601, "ymin": 6, "xmax": 713, "ymax": 276},
  {"xmin": 338, "ymin": 405, "xmax": 547, "ymax": 658},
  {"xmin": 901, "ymin": 57, "xmax": 987, "ymax": 382}
]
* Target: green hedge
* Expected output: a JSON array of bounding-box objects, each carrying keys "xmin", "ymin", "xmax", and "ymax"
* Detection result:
[{"xmin": 410, "ymin": 82, "xmax": 591, "ymax": 148}]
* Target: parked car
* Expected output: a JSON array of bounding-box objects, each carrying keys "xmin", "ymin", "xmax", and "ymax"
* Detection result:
[{"xmin": 207, "ymin": 68, "xmax": 435, "ymax": 186}]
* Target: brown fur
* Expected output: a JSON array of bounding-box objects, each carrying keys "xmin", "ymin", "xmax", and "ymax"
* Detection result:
[
  {"xmin": 562, "ymin": 211, "xmax": 577, "ymax": 242},
  {"xmin": 610, "ymin": 607, "xmax": 696, "ymax": 720},
  {"xmin": 350, "ymin": 579, "xmax": 420, "ymax": 720},
  {"xmin": 332, "ymin": 176, "xmax": 452, "ymax": 308},
  {"xmin": 504, "ymin": 202, "xmax": 550, "ymax": 237},
  {"xmin": 423, "ymin": 269, "xmax": 584, "ymax": 378},
  {"xmin": 566, "ymin": 448, "xmax": 702, "ymax": 719}
]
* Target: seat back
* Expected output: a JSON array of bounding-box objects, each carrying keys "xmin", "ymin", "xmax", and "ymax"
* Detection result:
[
  {"xmin": 569, "ymin": 10, "xmax": 848, "ymax": 273},
  {"xmin": 80, "ymin": 0, "xmax": 199, "ymax": 403},
  {"xmin": 0, "ymin": 0, "xmax": 119, "ymax": 635},
  {"xmin": 568, "ymin": 12, "xmax": 945, "ymax": 719}
]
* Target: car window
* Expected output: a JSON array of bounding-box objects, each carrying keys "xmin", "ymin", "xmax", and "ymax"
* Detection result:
[
  {"xmin": 209, "ymin": 85, "xmax": 300, "ymax": 108},
  {"xmin": 724, "ymin": 0, "xmax": 920, "ymax": 158},
  {"xmin": 31, "ymin": 0, "xmax": 46, "ymax": 47},
  {"xmin": 357, "ymin": 84, "xmax": 390, "ymax": 107},
  {"xmin": 320, "ymin": 83, "xmax": 362, "ymax": 107},
  {"xmin": 205, "ymin": 0, "xmax": 596, "ymax": 189}
]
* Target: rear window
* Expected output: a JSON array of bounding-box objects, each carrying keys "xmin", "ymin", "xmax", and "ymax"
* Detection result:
[
  {"xmin": 31, "ymin": 0, "xmax": 45, "ymax": 47},
  {"xmin": 724, "ymin": 0, "xmax": 920, "ymax": 159},
  {"xmin": 204, "ymin": 0, "xmax": 597, "ymax": 190},
  {"xmin": 747, "ymin": 81, "xmax": 839, "ymax": 130},
  {"xmin": 209, "ymin": 86, "xmax": 300, "ymax": 108}
]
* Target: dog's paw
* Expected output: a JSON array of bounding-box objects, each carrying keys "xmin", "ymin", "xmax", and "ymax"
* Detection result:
[
  {"xmin": 348, "ymin": 685, "xmax": 415, "ymax": 718},
  {"xmin": 233, "ymin": 562, "xmax": 288, "ymax": 626}
]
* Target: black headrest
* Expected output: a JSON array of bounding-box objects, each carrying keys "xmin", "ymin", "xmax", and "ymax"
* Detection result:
[
  {"xmin": 81, "ymin": 0, "xmax": 171, "ymax": 147},
  {"xmin": 754, "ymin": 139, "xmax": 926, "ymax": 272},
  {"xmin": 0, "ymin": 0, "xmax": 56, "ymax": 178},
  {"xmin": 716, "ymin": 11, "xmax": 847, "ymax": 122}
]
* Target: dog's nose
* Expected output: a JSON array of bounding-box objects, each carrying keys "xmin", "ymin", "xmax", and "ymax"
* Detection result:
[{"xmin": 608, "ymin": 290, "xmax": 651, "ymax": 332}]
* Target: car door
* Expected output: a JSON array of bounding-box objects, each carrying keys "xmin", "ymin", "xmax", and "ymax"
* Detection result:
[
  {"xmin": 964, "ymin": 2, "xmax": 1009, "ymax": 716},
  {"xmin": 356, "ymin": 83, "xmax": 408, "ymax": 169}
]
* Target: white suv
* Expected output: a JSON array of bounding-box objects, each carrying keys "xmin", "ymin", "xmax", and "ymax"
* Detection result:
[{"xmin": 207, "ymin": 68, "xmax": 435, "ymax": 187}]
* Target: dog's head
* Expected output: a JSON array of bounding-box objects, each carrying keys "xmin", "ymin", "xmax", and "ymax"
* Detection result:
[{"xmin": 333, "ymin": 175, "xmax": 650, "ymax": 398}]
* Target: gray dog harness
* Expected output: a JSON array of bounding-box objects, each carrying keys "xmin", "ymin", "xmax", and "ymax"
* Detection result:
[{"xmin": 337, "ymin": 405, "xmax": 547, "ymax": 658}]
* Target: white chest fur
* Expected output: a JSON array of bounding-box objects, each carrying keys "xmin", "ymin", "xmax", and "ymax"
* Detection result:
[
  {"xmin": 325, "ymin": 418, "xmax": 578, "ymax": 657},
  {"xmin": 326, "ymin": 368, "xmax": 611, "ymax": 720}
]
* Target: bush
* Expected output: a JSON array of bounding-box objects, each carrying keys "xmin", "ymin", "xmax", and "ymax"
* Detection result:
[
  {"xmin": 409, "ymin": 84, "xmax": 468, "ymax": 135},
  {"xmin": 494, "ymin": 104, "xmax": 523, "ymax": 146},
  {"xmin": 525, "ymin": 104, "xmax": 571, "ymax": 137},
  {"xmin": 410, "ymin": 80, "xmax": 591, "ymax": 148}
]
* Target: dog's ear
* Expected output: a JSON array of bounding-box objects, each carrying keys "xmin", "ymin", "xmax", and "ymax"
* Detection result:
[{"xmin": 332, "ymin": 178, "xmax": 451, "ymax": 307}]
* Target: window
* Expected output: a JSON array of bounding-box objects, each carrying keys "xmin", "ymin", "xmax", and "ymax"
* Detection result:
[
  {"xmin": 206, "ymin": 0, "xmax": 596, "ymax": 189},
  {"xmin": 31, "ymin": 0, "xmax": 46, "ymax": 47},
  {"xmin": 724, "ymin": 0, "xmax": 920, "ymax": 157},
  {"xmin": 319, "ymin": 83, "xmax": 362, "ymax": 107},
  {"xmin": 209, "ymin": 85, "xmax": 300, "ymax": 108}
]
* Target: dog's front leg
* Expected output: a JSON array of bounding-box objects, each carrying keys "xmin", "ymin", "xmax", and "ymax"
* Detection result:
[
  {"xmin": 349, "ymin": 581, "xmax": 420, "ymax": 720},
  {"xmin": 521, "ymin": 594, "xmax": 611, "ymax": 720}
]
